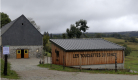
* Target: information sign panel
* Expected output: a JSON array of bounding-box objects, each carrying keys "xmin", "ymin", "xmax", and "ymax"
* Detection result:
[{"xmin": 3, "ymin": 46, "xmax": 10, "ymax": 55}]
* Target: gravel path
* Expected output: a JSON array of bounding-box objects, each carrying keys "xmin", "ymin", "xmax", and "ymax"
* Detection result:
[{"xmin": 2, "ymin": 57, "xmax": 138, "ymax": 80}]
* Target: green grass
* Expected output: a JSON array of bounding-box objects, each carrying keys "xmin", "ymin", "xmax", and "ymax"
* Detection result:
[
  {"xmin": 45, "ymin": 52, "xmax": 51, "ymax": 57},
  {"xmin": 125, "ymin": 51, "xmax": 138, "ymax": 72},
  {"xmin": 1, "ymin": 58, "xmax": 20, "ymax": 79},
  {"xmin": 38, "ymin": 64, "xmax": 138, "ymax": 75},
  {"xmin": 104, "ymin": 37, "xmax": 138, "ymax": 72}
]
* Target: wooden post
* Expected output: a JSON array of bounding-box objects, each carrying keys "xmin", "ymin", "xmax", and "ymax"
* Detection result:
[
  {"xmin": 4, "ymin": 54, "xmax": 8, "ymax": 75},
  {"xmin": 115, "ymin": 53, "xmax": 117, "ymax": 72},
  {"xmin": 63, "ymin": 51, "xmax": 65, "ymax": 69},
  {"xmin": 123, "ymin": 50, "xmax": 125, "ymax": 69},
  {"xmin": 79, "ymin": 54, "xmax": 82, "ymax": 71}
]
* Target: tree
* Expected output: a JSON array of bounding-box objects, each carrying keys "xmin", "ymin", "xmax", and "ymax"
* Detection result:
[
  {"xmin": 43, "ymin": 32, "xmax": 49, "ymax": 51},
  {"xmin": 27, "ymin": 18, "xmax": 40, "ymax": 31},
  {"xmin": 62, "ymin": 33, "xmax": 67, "ymax": 39},
  {"xmin": 0, "ymin": 12, "xmax": 11, "ymax": 28},
  {"xmin": 50, "ymin": 33, "xmax": 53, "ymax": 39},
  {"xmin": 66, "ymin": 19, "xmax": 89, "ymax": 38},
  {"xmin": 76, "ymin": 19, "xmax": 89, "ymax": 32},
  {"xmin": 123, "ymin": 44, "xmax": 132, "ymax": 56},
  {"xmin": 129, "ymin": 37, "xmax": 138, "ymax": 43}
]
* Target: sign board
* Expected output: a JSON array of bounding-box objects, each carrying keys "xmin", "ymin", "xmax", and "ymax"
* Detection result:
[{"xmin": 3, "ymin": 46, "xmax": 10, "ymax": 55}]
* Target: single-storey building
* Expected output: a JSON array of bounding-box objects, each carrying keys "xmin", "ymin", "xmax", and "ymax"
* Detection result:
[
  {"xmin": 50, "ymin": 38, "xmax": 125, "ymax": 69},
  {"xmin": 1, "ymin": 15, "xmax": 43, "ymax": 59}
]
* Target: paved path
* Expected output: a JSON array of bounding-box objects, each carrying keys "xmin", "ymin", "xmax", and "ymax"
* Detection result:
[{"xmin": 2, "ymin": 57, "xmax": 138, "ymax": 80}]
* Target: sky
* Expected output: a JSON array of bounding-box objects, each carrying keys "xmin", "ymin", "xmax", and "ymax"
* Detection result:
[{"xmin": 1, "ymin": 0, "xmax": 138, "ymax": 34}]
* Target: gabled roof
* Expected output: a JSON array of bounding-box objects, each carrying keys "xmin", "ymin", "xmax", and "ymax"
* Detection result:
[
  {"xmin": 1, "ymin": 14, "xmax": 41, "ymax": 36},
  {"xmin": 50, "ymin": 38, "xmax": 125, "ymax": 51},
  {"xmin": 1, "ymin": 14, "xmax": 42, "ymax": 46},
  {"xmin": 1, "ymin": 16, "xmax": 19, "ymax": 35}
]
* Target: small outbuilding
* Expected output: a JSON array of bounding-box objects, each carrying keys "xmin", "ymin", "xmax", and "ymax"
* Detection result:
[
  {"xmin": 1, "ymin": 15, "xmax": 43, "ymax": 59},
  {"xmin": 50, "ymin": 38, "xmax": 125, "ymax": 69}
]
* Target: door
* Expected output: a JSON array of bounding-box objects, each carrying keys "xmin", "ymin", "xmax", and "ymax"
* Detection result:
[
  {"xmin": 16, "ymin": 50, "xmax": 21, "ymax": 59},
  {"xmin": 24, "ymin": 49, "xmax": 29, "ymax": 58},
  {"xmin": 21, "ymin": 49, "xmax": 24, "ymax": 58}
]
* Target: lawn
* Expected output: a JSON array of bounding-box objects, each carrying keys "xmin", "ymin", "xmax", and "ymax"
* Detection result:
[
  {"xmin": 125, "ymin": 51, "xmax": 138, "ymax": 72},
  {"xmin": 1, "ymin": 58, "xmax": 20, "ymax": 79}
]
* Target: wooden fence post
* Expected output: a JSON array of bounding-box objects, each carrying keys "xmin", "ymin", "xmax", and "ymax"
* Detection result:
[
  {"xmin": 63, "ymin": 51, "xmax": 65, "ymax": 69},
  {"xmin": 79, "ymin": 54, "xmax": 82, "ymax": 71},
  {"xmin": 115, "ymin": 53, "xmax": 117, "ymax": 72}
]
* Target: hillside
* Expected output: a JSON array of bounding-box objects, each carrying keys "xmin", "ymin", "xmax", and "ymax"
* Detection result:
[{"xmin": 88, "ymin": 31, "xmax": 138, "ymax": 37}]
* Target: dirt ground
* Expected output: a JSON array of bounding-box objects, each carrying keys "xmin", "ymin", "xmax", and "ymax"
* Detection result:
[{"xmin": 1, "ymin": 57, "xmax": 138, "ymax": 80}]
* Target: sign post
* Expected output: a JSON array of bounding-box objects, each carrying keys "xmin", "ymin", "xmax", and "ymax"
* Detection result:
[{"xmin": 3, "ymin": 46, "xmax": 10, "ymax": 76}]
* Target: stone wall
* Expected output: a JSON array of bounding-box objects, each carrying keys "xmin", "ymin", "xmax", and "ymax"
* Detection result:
[{"xmin": 8, "ymin": 45, "xmax": 43, "ymax": 58}]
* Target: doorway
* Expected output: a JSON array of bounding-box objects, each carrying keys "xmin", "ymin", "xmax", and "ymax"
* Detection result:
[
  {"xmin": 16, "ymin": 49, "xmax": 29, "ymax": 59},
  {"xmin": 21, "ymin": 49, "xmax": 24, "ymax": 58}
]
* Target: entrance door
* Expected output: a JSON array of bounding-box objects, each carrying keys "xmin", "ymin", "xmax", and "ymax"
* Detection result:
[
  {"xmin": 21, "ymin": 49, "xmax": 24, "ymax": 58},
  {"xmin": 16, "ymin": 50, "xmax": 21, "ymax": 59},
  {"xmin": 24, "ymin": 49, "xmax": 29, "ymax": 58}
]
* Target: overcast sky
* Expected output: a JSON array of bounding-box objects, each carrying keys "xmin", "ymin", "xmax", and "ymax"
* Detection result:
[{"xmin": 1, "ymin": 0, "xmax": 138, "ymax": 34}]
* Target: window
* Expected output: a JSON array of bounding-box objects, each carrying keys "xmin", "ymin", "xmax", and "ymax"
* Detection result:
[
  {"xmin": 22, "ymin": 23, "xmax": 23, "ymax": 25},
  {"xmin": 24, "ymin": 50, "xmax": 28, "ymax": 54},
  {"xmin": 18, "ymin": 51, "xmax": 20, "ymax": 53},
  {"xmin": 56, "ymin": 51, "xmax": 59, "ymax": 57},
  {"xmin": 17, "ymin": 50, "xmax": 21, "ymax": 54},
  {"xmin": 55, "ymin": 49, "xmax": 59, "ymax": 57},
  {"xmin": 25, "ymin": 51, "xmax": 27, "ymax": 53}
]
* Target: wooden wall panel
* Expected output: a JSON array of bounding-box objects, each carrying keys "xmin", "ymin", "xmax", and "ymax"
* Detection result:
[
  {"xmin": 65, "ymin": 50, "xmax": 123, "ymax": 66},
  {"xmin": 51, "ymin": 43, "xmax": 123, "ymax": 66},
  {"xmin": 51, "ymin": 43, "xmax": 65, "ymax": 65}
]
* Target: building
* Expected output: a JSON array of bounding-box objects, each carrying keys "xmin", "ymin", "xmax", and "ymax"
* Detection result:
[
  {"xmin": 1, "ymin": 15, "xmax": 43, "ymax": 59},
  {"xmin": 50, "ymin": 38, "xmax": 125, "ymax": 69}
]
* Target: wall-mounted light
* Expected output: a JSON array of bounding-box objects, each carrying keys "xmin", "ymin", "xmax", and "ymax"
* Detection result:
[{"xmin": 36, "ymin": 49, "xmax": 39, "ymax": 52}]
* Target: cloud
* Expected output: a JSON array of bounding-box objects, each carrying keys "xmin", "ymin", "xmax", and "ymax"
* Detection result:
[{"xmin": 1, "ymin": 0, "xmax": 138, "ymax": 34}]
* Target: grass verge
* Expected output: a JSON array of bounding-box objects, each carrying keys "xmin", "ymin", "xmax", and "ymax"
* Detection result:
[
  {"xmin": 125, "ymin": 51, "xmax": 138, "ymax": 72},
  {"xmin": 38, "ymin": 64, "xmax": 138, "ymax": 75},
  {"xmin": 1, "ymin": 58, "xmax": 20, "ymax": 79}
]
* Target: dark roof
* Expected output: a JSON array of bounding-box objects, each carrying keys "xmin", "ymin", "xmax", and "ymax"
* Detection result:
[
  {"xmin": 1, "ymin": 18, "xmax": 18, "ymax": 35},
  {"xmin": 1, "ymin": 14, "xmax": 42, "ymax": 46},
  {"xmin": 50, "ymin": 38, "xmax": 125, "ymax": 51}
]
